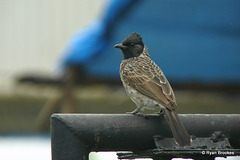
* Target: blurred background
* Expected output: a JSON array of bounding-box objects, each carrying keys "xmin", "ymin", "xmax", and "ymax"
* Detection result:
[{"xmin": 0, "ymin": 0, "xmax": 240, "ymax": 160}]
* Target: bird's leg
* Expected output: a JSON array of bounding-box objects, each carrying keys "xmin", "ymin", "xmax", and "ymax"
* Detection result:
[
  {"xmin": 126, "ymin": 107, "xmax": 147, "ymax": 118},
  {"xmin": 126, "ymin": 107, "xmax": 141, "ymax": 114}
]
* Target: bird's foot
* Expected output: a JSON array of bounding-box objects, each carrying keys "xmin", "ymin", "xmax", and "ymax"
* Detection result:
[
  {"xmin": 126, "ymin": 111, "xmax": 137, "ymax": 114},
  {"xmin": 128, "ymin": 112, "xmax": 146, "ymax": 118},
  {"xmin": 126, "ymin": 108, "xmax": 141, "ymax": 115},
  {"xmin": 126, "ymin": 110, "xmax": 146, "ymax": 118}
]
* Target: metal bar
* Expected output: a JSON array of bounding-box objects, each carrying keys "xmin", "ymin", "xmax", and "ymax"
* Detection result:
[{"xmin": 51, "ymin": 114, "xmax": 240, "ymax": 160}]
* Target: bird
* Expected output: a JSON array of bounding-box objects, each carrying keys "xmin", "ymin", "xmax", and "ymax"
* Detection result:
[{"xmin": 114, "ymin": 32, "xmax": 191, "ymax": 147}]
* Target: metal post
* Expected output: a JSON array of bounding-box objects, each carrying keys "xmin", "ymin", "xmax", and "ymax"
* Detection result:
[{"xmin": 51, "ymin": 114, "xmax": 240, "ymax": 160}]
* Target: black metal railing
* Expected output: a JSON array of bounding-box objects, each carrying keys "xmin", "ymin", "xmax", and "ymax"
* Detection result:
[{"xmin": 51, "ymin": 114, "xmax": 240, "ymax": 160}]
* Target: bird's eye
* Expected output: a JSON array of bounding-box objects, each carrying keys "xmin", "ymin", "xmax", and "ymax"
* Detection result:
[{"xmin": 130, "ymin": 42, "xmax": 134, "ymax": 46}]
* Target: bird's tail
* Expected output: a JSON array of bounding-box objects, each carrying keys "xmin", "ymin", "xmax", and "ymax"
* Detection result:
[{"xmin": 163, "ymin": 108, "xmax": 191, "ymax": 147}]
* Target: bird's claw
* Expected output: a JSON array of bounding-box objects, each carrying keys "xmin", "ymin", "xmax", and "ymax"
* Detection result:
[
  {"xmin": 126, "ymin": 111, "xmax": 137, "ymax": 114},
  {"xmin": 126, "ymin": 111, "xmax": 146, "ymax": 118}
]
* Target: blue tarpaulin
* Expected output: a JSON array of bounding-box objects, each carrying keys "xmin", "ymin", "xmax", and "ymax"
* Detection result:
[{"xmin": 63, "ymin": 0, "xmax": 240, "ymax": 83}]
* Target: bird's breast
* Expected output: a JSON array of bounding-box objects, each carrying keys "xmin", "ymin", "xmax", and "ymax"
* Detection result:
[{"xmin": 122, "ymin": 80, "xmax": 159, "ymax": 110}]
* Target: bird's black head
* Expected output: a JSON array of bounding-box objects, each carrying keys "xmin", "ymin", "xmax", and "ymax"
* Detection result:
[{"xmin": 114, "ymin": 32, "xmax": 144, "ymax": 59}]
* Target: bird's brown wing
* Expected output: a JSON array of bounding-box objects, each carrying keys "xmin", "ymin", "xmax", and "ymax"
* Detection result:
[{"xmin": 122, "ymin": 57, "xmax": 177, "ymax": 110}]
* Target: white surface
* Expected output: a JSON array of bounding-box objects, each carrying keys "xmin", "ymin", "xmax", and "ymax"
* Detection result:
[{"xmin": 0, "ymin": 136, "xmax": 51, "ymax": 160}]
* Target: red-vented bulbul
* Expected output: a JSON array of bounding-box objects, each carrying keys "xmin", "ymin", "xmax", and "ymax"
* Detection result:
[{"xmin": 114, "ymin": 32, "xmax": 191, "ymax": 147}]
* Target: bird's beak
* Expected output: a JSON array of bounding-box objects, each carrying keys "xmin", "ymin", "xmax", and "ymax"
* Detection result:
[{"xmin": 114, "ymin": 43, "xmax": 125, "ymax": 49}]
